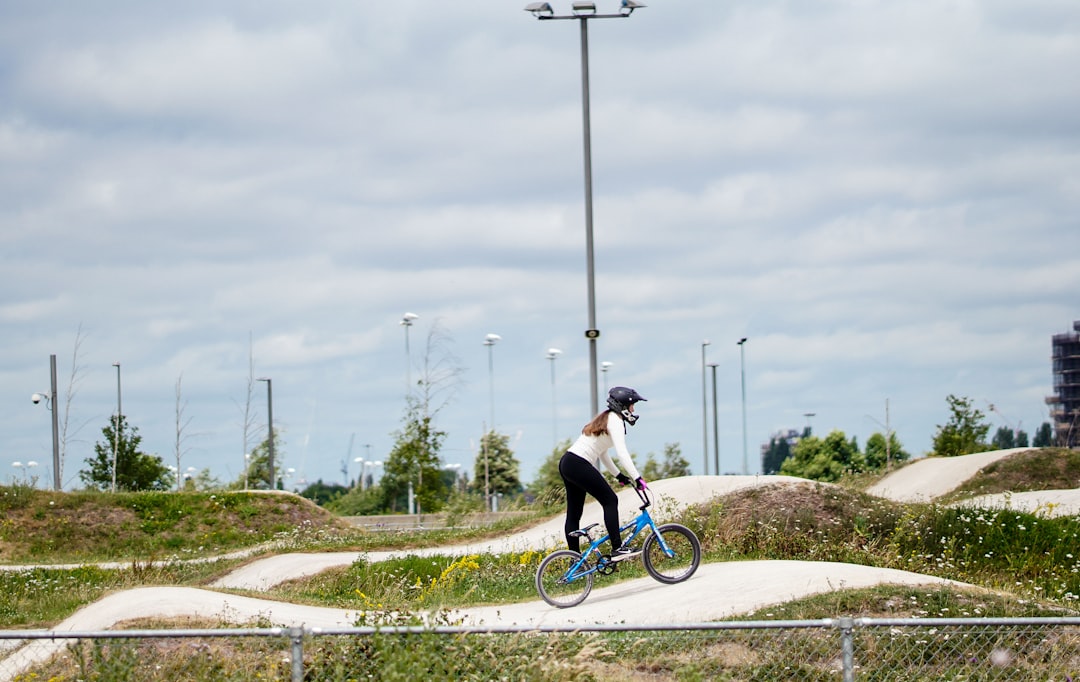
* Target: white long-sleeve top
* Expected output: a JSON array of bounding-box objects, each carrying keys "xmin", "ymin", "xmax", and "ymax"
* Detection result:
[{"xmin": 567, "ymin": 411, "xmax": 642, "ymax": 481}]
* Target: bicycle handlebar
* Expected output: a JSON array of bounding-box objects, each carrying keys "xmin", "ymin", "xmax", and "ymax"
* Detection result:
[{"xmin": 634, "ymin": 485, "xmax": 651, "ymax": 510}]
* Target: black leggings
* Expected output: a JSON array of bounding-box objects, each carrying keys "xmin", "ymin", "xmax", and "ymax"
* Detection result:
[{"xmin": 559, "ymin": 452, "xmax": 622, "ymax": 553}]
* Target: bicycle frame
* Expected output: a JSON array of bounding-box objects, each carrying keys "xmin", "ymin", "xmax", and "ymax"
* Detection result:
[{"xmin": 562, "ymin": 487, "xmax": 676, "ymax": 583}]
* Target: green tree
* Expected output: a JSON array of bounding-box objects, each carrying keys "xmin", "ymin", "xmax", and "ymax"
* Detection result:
[
  {"xmin": 234, "ymin": 432, "xmax": 284, "ymax": 490},
  {"xmin": 991, "ymin": 426, "xmax": 1016, "ymax": 450},
  {"xmin": 473, "ymin": 430, "xmax": 522, "ymax": 501},
  {"xmin": 864, "ymin": 432, "xmax": 911, "ymax": 471},
  {"xmin": 931, "ymin": 395, "xmax": 990, "ymax": 457},
  {"xmin": 1033, "ymin": 422, "xmax": 1054, "ymax": 447},
  {"xmin": 641, "ymin": 442, "xmax": 691, "ymax": 481},
  {"xmin": 80, "ymin": 415, "xmax": 173, "ymax": 491},
  {"xmin": 325, "ymin": 486, "xmax": 384, "ymax": 516},
  {"xmin": 531, "ymin": 439, "xmax": 572, "ymax": 503},
  {"xmin": 300, "ymin": 479, "xmax": 348, "ymax": 506},
  {"xmin": 382, "ymin": 399, "xmax": 448, "ymax": 513},
  {"xmin": 380, "ymin": 319, "xmax": 464, "ymax": 513},
  {"xmin": 780, "ymin": 430, "xmax": 865, "ymax": 482},
  {"xmin": 182, "ymin": 468, "xmax": 221, "ymax": 491},
  {"xmin": 1015, "ymin": 429, "xmax": 1029, "ymax": 447}
]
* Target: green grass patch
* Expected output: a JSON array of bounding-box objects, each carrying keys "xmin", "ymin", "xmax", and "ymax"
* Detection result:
[
  {"xmin": 0, "ymin": 559, "xmax": 240, "ymax": 628},
  {"xmin": 939, "ymin": 447, "xmax": 1080, "ymax": 503}
]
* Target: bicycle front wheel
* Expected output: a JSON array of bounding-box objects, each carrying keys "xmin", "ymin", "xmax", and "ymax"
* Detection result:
[
  {"xmin": 536, "ymin": 549, "xmax": 593, "ymax": 608},
  {"xmin": 643, "ymin": 523, "xmax": 701, "ymax": 584}
]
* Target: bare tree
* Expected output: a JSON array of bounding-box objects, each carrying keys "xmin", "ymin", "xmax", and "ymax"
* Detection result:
[
  {"xmin": 59, "ymin": 324, "xmax": 90, "ymax": 486},
  {"xmin": 416, "ymin": 319, "xmax": 466, "ymax": 420},
  {"xmin": 236, "ymin": 332, "xmax": 259, "ymax": 489},
  {"xmin": 174, "ymin": 373, "xmax": 194, "ymax": 491}
]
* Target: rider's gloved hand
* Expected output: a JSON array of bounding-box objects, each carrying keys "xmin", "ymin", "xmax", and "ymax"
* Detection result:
[
  {"xmin": 615, "ymin": 473, "xmax": 632, "ymax": 487},
  {"xmin": 635, "ymin": 477, "xmax": 648, "ymax": 491}
]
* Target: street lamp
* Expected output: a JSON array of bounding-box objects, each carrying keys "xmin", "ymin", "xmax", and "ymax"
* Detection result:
[
  {"xmin": 701, "ymin": 340, "xmax": 710, "ymax": 475},
  {"xmin": 803, "ymin": 412, "xmax": 816, "ymax": 436},
  {"xmin": 546, "ymin": 348, "xmax": 562, "ymax": 447},
  {"xmin": 112, "ymin": 362, "xmax": 121, "ymax": 493},
  {"xmin": 601, "ymin": 361, "xmax": 613, "ymax": 394},
  {"xmin": 524, "ymin": 0, "xmax": 646, "ymax": 417},
  {"xmin": 737, "ymin": 337, "xmax": 749, "ymax": 475},
  {"xmin": 258, "ymin": 377, "xmax": 275, "ymax": 489},
  {"xmin": 484, "ymin": 334, "xmax": 501, "ymax": 432},
  {"xmin": 483, "ymin": 333, "xmax": 501, "ymax": 513},
  {"xmin": 707, "ymin": 363, "xmax": 719, "ymax": 476},
  {"xmin": 353, "ymin": 457, "xmax": 383, "ymax": 491},
  {"xmin": 401, "ymin": 312, "xmax": 419, "ymax": 394},
  {"xmin": 31, "ymin": 354, "xmax": 62, "ymax": 490}
]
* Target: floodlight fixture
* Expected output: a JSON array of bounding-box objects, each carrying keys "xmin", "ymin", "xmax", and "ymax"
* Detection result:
[
  {"xmin": 523, "ymin": 0, "xmax": 646, "ymax": 414},
  {"xmin": 525, "ymin": 2, "xmax": 554, "ymax": 16}
]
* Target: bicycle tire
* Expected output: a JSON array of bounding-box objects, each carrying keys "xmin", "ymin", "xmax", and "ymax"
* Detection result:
[
  {"xmin": 642, "ymin": 523, "xmax": 701, "ymax": 584},
  {"xmin": 536, "ymin": 549, "xmax": 593, "ymax": 608}
]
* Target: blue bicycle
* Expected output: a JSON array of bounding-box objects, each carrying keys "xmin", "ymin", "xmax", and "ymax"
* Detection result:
[{"xmin": 536, "ymin": 486, "xmax": 701, "ymax": 608}]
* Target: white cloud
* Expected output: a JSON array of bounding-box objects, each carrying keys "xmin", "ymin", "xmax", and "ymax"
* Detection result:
[{"xmin": 0, "ymin": 0, "xmax": 1077, "ymax": 488}]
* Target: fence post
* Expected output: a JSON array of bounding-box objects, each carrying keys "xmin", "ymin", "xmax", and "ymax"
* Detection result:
[
  {"xmin": 290, "ymin": 626, "xmax": 305, "ymax": 682},
  {"xmin": 837, "ymin": 617, "xmax": 855, "ymax": 682}
]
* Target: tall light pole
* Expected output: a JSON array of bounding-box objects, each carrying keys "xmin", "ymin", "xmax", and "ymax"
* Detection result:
[
  {"xmin": 525, "ymin": 0, "xmax": 646, "ymax": 417},
  {"xmin": 701, "ymin": 339, "xmax": 711, "ymax": 475},
  {"xmin": 31, "ymin": 354, "xmax": 62, "ymax": 490},
  {"xmin": 112, "ymin": 362, "xmax": 121, "ymax": 493},
  {"xmin": 484, "ymin": 334, "xmax": 501, "ymax": 432},
  {"xmin": 738, "ymin": 337, "xmax": 749, "ymax": 475},
  {"xmin": 258, "ymin": 377, "xmax": 275, "ymax": 489},
  {"xmin": 601, "ymin": 361, "xmax": 613, "ymax": 394},
  {"xmin": 546, "ymin": 348, "xmax": 562, "ymax": 447},
  {"xmin": 707, "ymin": 362, "xmax": 719, "ymax": 476},
  {"xmin": 401, "ymin": 312, "xmax": 419, "ymax": 394},
  {"xmin": 803, "ymin": 412, "xmax": 816, "ymax": 437},
  {"xmin": 483, "ymin": 333, "xmax": 501, "ymax": 514}
]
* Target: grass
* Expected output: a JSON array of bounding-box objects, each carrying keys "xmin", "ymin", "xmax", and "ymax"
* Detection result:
[
  {"xmin": 938, "ymin": 447, "xmax": 1080, "ymax": 503},
  {"xmin": 3, "ymin": 447, "xmax": 1080, "ymax": 679}
]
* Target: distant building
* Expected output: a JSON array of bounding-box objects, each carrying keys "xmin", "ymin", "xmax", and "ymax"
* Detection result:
[
  {"xmin": 760, "ymin": 428, "xmax": 803, "ymax": 474},
  {"xmin": 1046, "ymin": 320, "xmax": 1080, "ymax": 448}
]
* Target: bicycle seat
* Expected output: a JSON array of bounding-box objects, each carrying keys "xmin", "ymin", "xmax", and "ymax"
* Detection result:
[{"xmin": 569, "ymin": 523, "xmax": 599, "ymax": 538}]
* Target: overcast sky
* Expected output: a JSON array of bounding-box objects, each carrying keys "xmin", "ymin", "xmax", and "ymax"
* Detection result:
[{"xmin": 2, "ymin": 0, "xmax": 1078, "ymax": 492}]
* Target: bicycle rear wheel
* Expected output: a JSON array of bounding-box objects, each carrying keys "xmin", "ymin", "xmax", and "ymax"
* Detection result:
[
  {"xmin": 536, "ymin": 549, "xmax": 593, "ymax": 608},
  {"xmin": 642, "ymin": 523, "xmax": 701, "ymax": 584}
]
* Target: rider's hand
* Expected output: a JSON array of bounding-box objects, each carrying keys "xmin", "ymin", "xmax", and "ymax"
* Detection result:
[
  {"xmin": 635, "ymin": 477, "xmax": 648, "ymax": 491},
  {"xmin": 615, "ymin": 473, "xmax": 632, "ymax": 487}
]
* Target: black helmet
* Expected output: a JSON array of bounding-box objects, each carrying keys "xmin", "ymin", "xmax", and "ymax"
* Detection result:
[{"xmin": 607, "ymin": 386, "xmax": 646, "ymax": 425}]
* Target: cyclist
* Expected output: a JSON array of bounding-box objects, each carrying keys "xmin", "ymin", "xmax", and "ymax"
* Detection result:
[{"xmin": 559, "ymin": 386, "xmax": 648, "ymax": 562}]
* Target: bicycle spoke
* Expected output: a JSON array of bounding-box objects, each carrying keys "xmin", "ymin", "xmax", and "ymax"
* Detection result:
[
  {"xmin": 536, "ymin": 550, "xmax": 593, "ymax": 608},
  {"xmin": 643, "ymin": 524, "xmax": 701, "ymax": 584}
]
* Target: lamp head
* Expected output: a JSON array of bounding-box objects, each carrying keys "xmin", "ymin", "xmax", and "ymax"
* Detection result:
[
  {"xmin": 524, "ymin": 1, "xmax": 554, "ymax": 16},
  {"xmin": 572, "ymin": 1, "xmax": 597, "ymax": 15},
  {"xmin": 546, "ymin": 348, "xmax": 562, "ymax": 359},
  {"xmin": 620, "ymin": 0, "xmax": 646, "ymax": 14},
  {"xmin": 401, "ymin": 312, "xmax": 419, "ymax": 326},
  {"xmin": 484, "ymin": 333, "xmax": 502, "ymax": 345}
]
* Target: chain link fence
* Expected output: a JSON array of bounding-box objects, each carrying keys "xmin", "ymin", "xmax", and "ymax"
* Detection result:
[{"xmin": 2, "ymin": 617, "xmax": 1078, "ymax": 680}]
